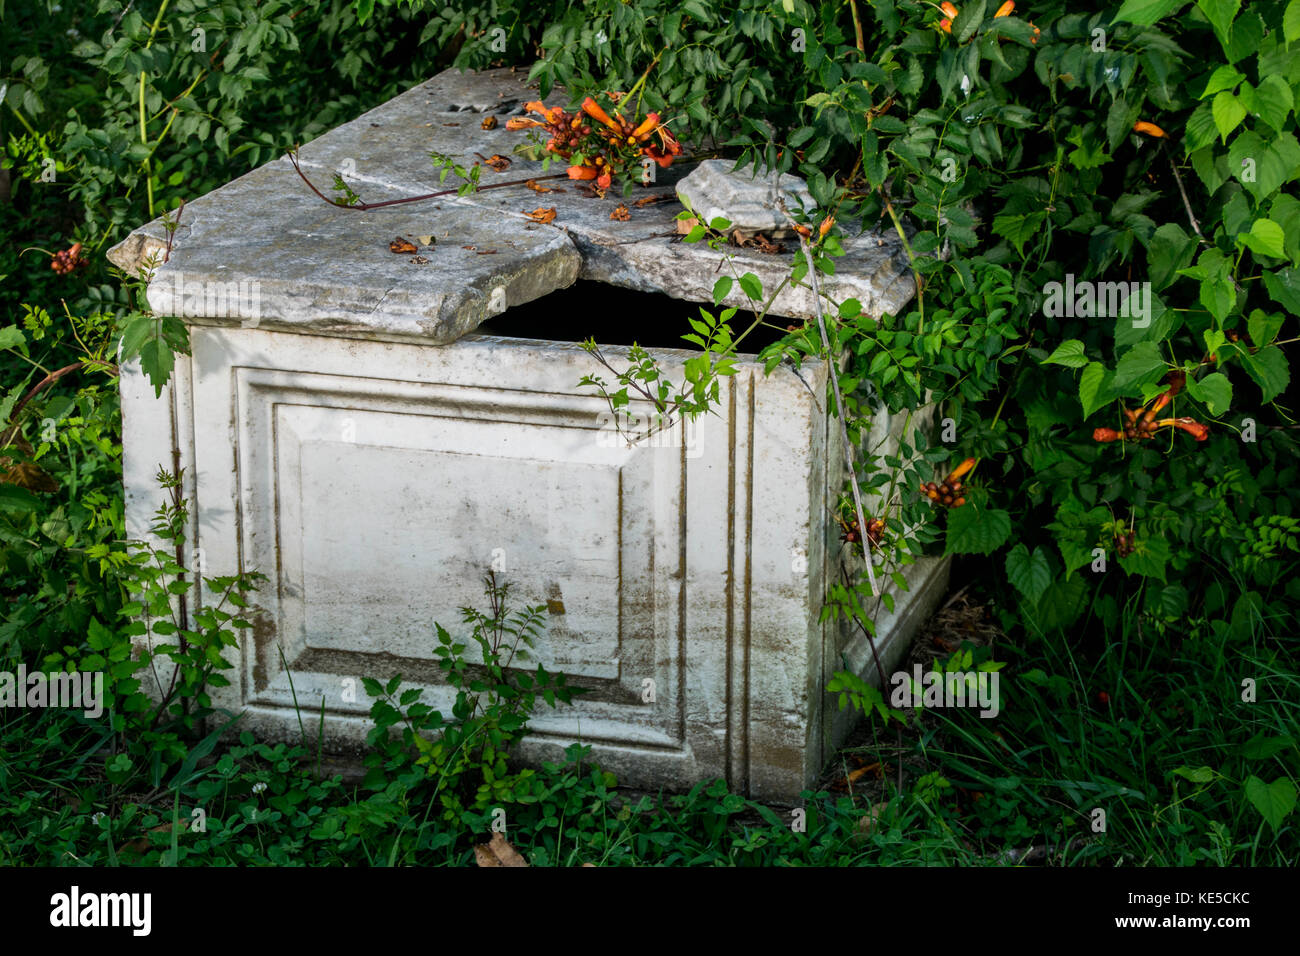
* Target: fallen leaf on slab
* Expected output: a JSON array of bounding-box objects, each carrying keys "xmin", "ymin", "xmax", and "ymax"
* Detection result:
[
  {"xmin": 525, "ymin": 179, "xmax": 562, "ymax": 193},
  {"xmin": 474, "ymin": 832, "xmax": 528, "ymax": 867},
  {"xmin": 675, "ymin": 216, "xmax": 699, "ymax": 235},
  {"xmin": 416, "ymin": 235, "xmax": 435, "ymax": 245},
  {"xmin": 610, "ymin": 203, "xmax": 631, "ymax": 221},
  {"xmin": 388, "ymin": 237, "xmax": 418, "ymax": 254},
  {"xmin": 482, "ymin": 153, "xmax": 511, "ymax": 171},
  {"xmin": 481, "ymin": 116, "xmax": 498, "ymax": 130},
  {"xmin": 523, "ymin": 207, "xmax": 557, "ymax": 224}
]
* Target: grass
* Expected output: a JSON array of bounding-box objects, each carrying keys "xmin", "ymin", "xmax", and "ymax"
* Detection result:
[{"xmin": 2, "ymin": 578, "xmax": 1293, "ymax": 867}]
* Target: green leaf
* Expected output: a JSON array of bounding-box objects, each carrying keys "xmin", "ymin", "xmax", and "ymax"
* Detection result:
[
  {"xmin": 1119, "ymin": 534, "xmax": 1170, "ymax": 582},
  {"xmin": 1242, "ymin": 346, "xmax": 1290, "ymax": 401},
  {"xmin": 0, "ymin": 485, "xmax": 41, "ymax": 512},
  {"xmin": 1263, "ymin": 267, "xmax": 1300, "ymax": 315},
  {"xmin": 952, "ymin": 0, "xmax": 987, "ymax": 44},
  {"xmin": 1240, "ymin": 734, "xmax": 1296, "ymax": 760},
  {"xmin": 991, "ymin": 210, "xmax": 1046, "ymax": 257},
  {"xmin": 1200, "ymin": 65, "xmax": 1245, "ymax": 98},
  {"xmin": 0, "ymin": 325, "xmax": 25, "ymax": 350},
  {"xmin": 1113, "ymin": 342, "xmax": 1167, "ymax": 391},
  {"xmin": 1248, "ymin": 308, "xmax": 1285, "ymax": 349},
  {"xmin": 1005, "ymin": 544, "xmax": 1053, "ymax": 605},
  {"xmin": 1146, "ymin": 223, "xmax": 1197, "ymax": 292},
  {"xmin": 1212, "ymin": 91, "xmax": 1247, "ymax": 142},
  {"xmin": 946, "ymin": 503, "xmax": 1011, "ymax": 556},
  {"xmin": 1248, "ymin": 76, "xmax": 1294, "ymax": 134},
  {"xmin": 1173, "ymin": 765, "xmax": 1216, "ymax": 783},
  {"xmin": 1043, "ymin": 339, "xmax": 1089, "ymax": 368},
  {"xmin": 712, "ymin": 276, "xmax": 732, "ymax": 304},
  {"xmin": 138, "ymin": 339, "xmax": 175, "ymax": 398},
  {"xmin": 1113, "ymin": 0, "xmax": 1187, "ymax": 25},
  {"xmin": 738, "ymin": 272, "xmax": 763, "ymax": 302},
  {"xmin": 1286, "ymin": 0, "xmax": 1300, "ymax": 44},
  {"xmin": 1237, "ymin": 218, "xmax": 1287, "ymax": 260},
  {"xmin": 1186, "ymin": 371, "xmax": 1232, "ymax": 415},
  {"xmin": 1244, "ymin": 775, "xmax": 1296, "ymax": 832},
  {"xmin": 1079, "ymin": 361, "xmax": 1110, "ymax": 417},
  {"xmin": 1197, "ymin": 0, "xmax": 1241, "ymax": 43}
]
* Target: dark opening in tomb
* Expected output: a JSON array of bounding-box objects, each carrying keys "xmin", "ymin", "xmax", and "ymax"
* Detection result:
[{"xmin": 476, "ymin": 280, "xmax": 793, "ymax": 354}]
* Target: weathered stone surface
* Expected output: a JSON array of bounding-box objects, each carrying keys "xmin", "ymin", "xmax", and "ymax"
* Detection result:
[
  {"xmin": 674, "ymin": 158, "xmax": 815, "ymax": 236},
  {"xmin": 123, "ymin": 326, "xmax": 947, "ymax": 803},
  {"xmin": 107, "ymin": 67, "xmax": 915, "ymax": 340},
  {"xmin": 113, "ymin": 66, "xmax": 945, "ymax": 803}
]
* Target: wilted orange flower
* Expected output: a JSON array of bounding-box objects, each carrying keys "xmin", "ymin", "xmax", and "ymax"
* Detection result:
[{"xmin": 940, "ymin": 1, "xmax": 959, "ymax": 17}]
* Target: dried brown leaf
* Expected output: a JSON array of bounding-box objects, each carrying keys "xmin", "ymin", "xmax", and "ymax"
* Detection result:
[
  {"xmin": 1, "ymin": 460, "xmax": 59, "ymax": 493},
  {"xmin": 474, "ymin": 832, "xmax": 529, "ymax": 867}
]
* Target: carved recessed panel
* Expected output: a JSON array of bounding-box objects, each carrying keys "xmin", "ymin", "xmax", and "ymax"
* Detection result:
[{"xmin": 229, "ymin": 368, "xmax": 686, "ymax": 748}]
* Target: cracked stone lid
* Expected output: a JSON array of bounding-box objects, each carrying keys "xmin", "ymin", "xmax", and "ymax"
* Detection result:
[{"xmin": 106, "ymin": 67, "xmax": 915, "ymax": 346}]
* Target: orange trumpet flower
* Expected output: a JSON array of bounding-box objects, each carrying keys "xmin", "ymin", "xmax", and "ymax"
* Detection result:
[
  {"xmin": 581, "ymin": 97, "xmax": 622, "ymax": 133},
  {"xmin": 1133, "ymin": 121, "xmax": 1167, "ymax": 138}
]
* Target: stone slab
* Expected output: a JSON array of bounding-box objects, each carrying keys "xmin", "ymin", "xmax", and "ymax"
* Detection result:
[{"xmin": 107, "ymin": 67, "xmax": 915, "ymax": 344}]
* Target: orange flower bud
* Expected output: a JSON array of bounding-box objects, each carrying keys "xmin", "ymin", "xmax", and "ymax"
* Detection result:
[
  {"xmin": 818, "ymin": 215, "xmax": 835, "ymax": 238},
  {"xmin": 505, "ymin": 117, "xmax": 543, "ymax": 130},
  {"xmin": 1093, "ymin": 427, "xmax": 1122, "ymax": 443},
  {"xmin": 994, "ymin": 1, "xmax": 1014, "ymax": 15},
  {"xmin": 946, "ymin": 457, "xmax": 977, "ymax": 483},
  {"xmin": 567, "ymin": 165, "xmax": 599, "ymax": 180},
  {"xmin": 939, "ymin": 17, "xmax": 952, "ymax": 32},
  {"xmin": 1143, "ymin": 390, "xmax": 1174, "ymax": 423},
  {"xmin": 940, "ymin": 2, "xmax": 959, "ymax": 18},
  {"xmin": 1133, "ymin": 120, "xmax": 1166, "ymax": 138}
]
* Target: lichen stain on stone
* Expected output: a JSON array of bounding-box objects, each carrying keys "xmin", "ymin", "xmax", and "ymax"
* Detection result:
[
  {"xmin": 547, "ymin": 599, "xmax": 566, "ymax": 615},
  {"xmin": 248, "ymin": 605, "xmax": 277, "ymax": 693}
]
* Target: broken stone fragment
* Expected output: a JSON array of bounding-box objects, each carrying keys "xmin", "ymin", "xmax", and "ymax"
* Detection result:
[{"xmin": 674, "ymin": 159, "xmax": 816, "ymax": 238}]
